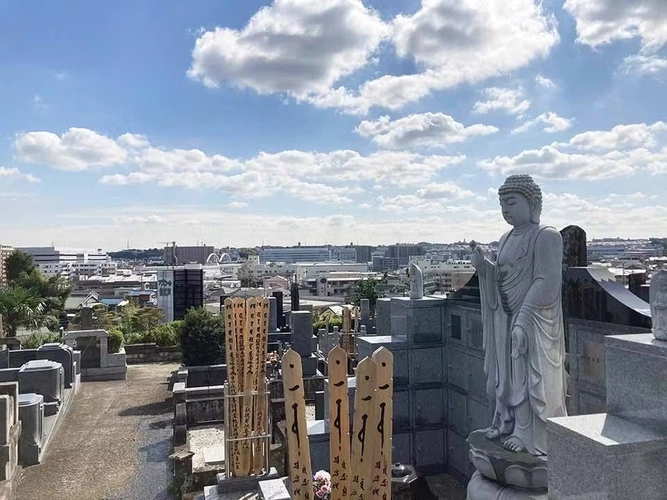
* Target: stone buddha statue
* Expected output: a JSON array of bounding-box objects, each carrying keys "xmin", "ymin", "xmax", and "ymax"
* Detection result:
[{"xmin": 470, "ymin": 174, "xmax": 567, "ymax": 456}]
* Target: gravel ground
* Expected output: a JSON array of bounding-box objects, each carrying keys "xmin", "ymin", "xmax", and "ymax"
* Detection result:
[{"xmin": 15, "ymin": 363, "xmax": 180, "ymax": 500}]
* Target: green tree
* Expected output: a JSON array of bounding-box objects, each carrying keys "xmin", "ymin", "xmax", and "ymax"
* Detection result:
[
  {"xmin": 240, "ymin": 277, "xmax": 260, "ymax": 288},
  {"xmin": 5, "ymin": 250, "xmax": 36, "ymax": 284},
  {"xmin": 347, "ymin": 278, "xmax": 382, "ymax": 314},
  {"xmin": 117, "ymin": 301, "xmax": 140, "ymax": 336},
  {"xmin": 180, "ymin": 308, "xmax": 225, "ymax": 366},
  {"xmin": 131, "ymin": 306, "xmax": 164, "ymax": 333},
  {"xmin": 0, "ymin": 286, "xmax": 45, "ymax": 337}
]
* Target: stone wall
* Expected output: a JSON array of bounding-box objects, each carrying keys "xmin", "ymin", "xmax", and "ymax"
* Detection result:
[
  {"xmin": 123, "ymin": 344, "xmax": 182, "ymax": 364},
  {"xmin": 354, "ymin": 296, "xmax": 491, "ymax": 477},
  {"xmin": 567, "ymin": 318, "xmax": 650, "ymax": 415}
]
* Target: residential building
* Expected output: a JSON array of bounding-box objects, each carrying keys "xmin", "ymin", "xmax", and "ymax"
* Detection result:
[
  {"xmin": 303, "ymin": 271, "xmax": 382, "ymax": 297},
  {"xmin": 354, "ymin": 245, "xmax": 373, "ymax": 263},
  {"xmin": 409, "ymin": 258, "xmax": 475, "ymax": 292},
  {"xmin": 388, "ymin": 243, "xmax": 425, "ymax": 267},
  {"xmin": 17, "ymin": 246, "xmax": 112, "ymax": 279},
  {"xmin": 259, "ymin": 245, "xmax": 356, "ymax": 264},
  {"xmin": 0, "ymin": 244, "xmax": 14, "ymax": 286},
  {"xmin": 372, "ymin": 256, "xmax": 400, "ymax": 272},
  {"xmin": 237, "ymin": 256, "xmax": 369, "ymax": 283},
  {"xmin": 163, "ymin": 245, "xmax": 215, "ymax": 265}
]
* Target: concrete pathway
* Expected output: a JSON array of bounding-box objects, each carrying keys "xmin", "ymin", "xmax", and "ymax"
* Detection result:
[{"xmin": 15, "ymin": 363, "xmax": 179, "ymax": 500}]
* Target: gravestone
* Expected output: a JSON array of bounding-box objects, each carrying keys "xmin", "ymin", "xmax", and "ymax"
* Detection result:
[
  {"xmin": 628, "ymin": 272, "xmax": 648, "ymax": 298},
  {"xmin": 360, "ymin": 299, "xmax": 370, "ymax": 320},
  {"xmin": 290, "ymin": 311, "xmax": 316, "ymax": 376},
  {"xmin": 561, "ymin": 225, "xmax": 587, "ymax": 352},
  {"xmin": 560, "ymin": 225, "xmax": 587, "ymax": 268},
  {"xmin": 0, "ymin": 382, "xmax": 21, "ymax": 480},
  {"xmin": 272, "ymin": 291, "xmax": 285, "ymax": 329},
  {"xmin": 268, "ymin": 296, "xmax": 278, "ymax": 332},
  {"xmin": 289, "ymin": 282, "xmax": 300, "ymax": 313},
  {"xmin": 80, "ymin": 307, "xmax": 94, "ymax": 330}
]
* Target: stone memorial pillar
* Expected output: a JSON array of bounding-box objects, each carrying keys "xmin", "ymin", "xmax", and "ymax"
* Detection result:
[
  {"xmin": 375, "ymin": 298, "xmax": 391, "ymax": 336},
  {"xmin": 360, "ymin": 299, "xmax": 370, "ymax": 321},
  {"xmin": 268, "ymin": 296, "xmax": 278, "ymax": 332},
  {"xmin": 290, "ymin": 310, "xmax": 317, "ymax": 376},
  {"xmin": 272, "ymin": 291, "xmax": 284, "ymax": 329},
  {"xmin": 560, "ymin": 225, "xmax": 587, "ymax": 354},
  {"xmin": 290, "ymin": 282, "xmax": 300, "ymax": 313},
  {"xmin": 80, "ymin": 307, "xmax": 94, "ymax": 330}
]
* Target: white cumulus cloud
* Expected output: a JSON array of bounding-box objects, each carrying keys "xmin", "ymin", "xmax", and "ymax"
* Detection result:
[
  {"xmin": 564, "ymin": 0, "xmax": 667, "ymax": 51},
  {"xmin": 480, "ymin": 121, "xmax": 667, "ymax": 180},
  {"xmin": 187, "ymin": 0, "xmax": 389, "ymax": 98},
  {"xmin": 473, "ymin": 88, "xmax": 531, "ymax": 116},
  {"xmin": 355, "ymin": 113, "xmax": 498, "ymax": 149},
  {"xmin": 14, "ymin": 128, "xmax": 128, "ymax": 171},
  {"xmin": 188, "ymin": 0, "xmax": 559, "ymax": 115},
  {"xmin": 513, "ymin": 112, "xmax": 574, "ymax": 134},
  {"xmin": 0, "ymin": 166, "xmax": 40, "ymax": 183}
]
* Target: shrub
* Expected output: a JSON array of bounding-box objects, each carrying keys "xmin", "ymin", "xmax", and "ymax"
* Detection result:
[
  {"xmin": 180, "ymin": 308, "xmax": 224, "ymax": 366},
  {"xmin": 22, "ymin": 331, "xmax": 62, "ymax": 349},
  {"xmin": 124, "ymin": 332, "xmax": 144, "ymax": 345},
  {"xmin": 122, "ymin": 321, "xmax": 183, "ymax": 347},
  {"xmin": 328, "ymin": 315, "xmax": 342, "ymax": 330},
  {"xmin": 108, "ymin": 328, "xmax": 124, "ymax": 354},
  {"xmin": 154, "ymin": 321, "xmax": 182, "ymax": 346},
  {"xmin": 313, "ymin": 315, "xmax": 343, "ymax": 335}
]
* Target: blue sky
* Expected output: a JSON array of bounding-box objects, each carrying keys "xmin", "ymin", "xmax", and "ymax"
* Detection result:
[{"xmin": 1, "ymin": 0, "xmax": 666, "ymax": 250}]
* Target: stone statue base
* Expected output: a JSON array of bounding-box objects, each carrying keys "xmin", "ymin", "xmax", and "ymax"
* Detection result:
[
  {"xmin": 467, "ymin": 471, "xmax": 547, "ymax": 500},
  {"xmin": 467, "ymin": 430, "xmax": 548, "ymax": 490}
]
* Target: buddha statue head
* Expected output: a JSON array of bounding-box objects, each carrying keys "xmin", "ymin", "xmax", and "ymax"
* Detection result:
[{"xmin": 498, "ymin": 174, "xmax": 543, "ymax": 227}]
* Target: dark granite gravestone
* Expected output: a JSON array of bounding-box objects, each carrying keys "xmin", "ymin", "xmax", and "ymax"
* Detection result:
[
  {"xmin": 272, "ymin": 291, "xmax": 284, "ymax": 329},
  {"xmin": 628, "ymin": 272, "xmax": 648, "ymax": 298},
  {"xmin": 80, "ymin": 307, "xmax": 94, "ymax": 330},
  {"xmin": 290, "ymin": 282, "xmax": 300, "ymax": 313},
  {"xmin": 291, "ymin": 310, "xmax": 316, "ymax": 375},
  {"xmin": 561, "ymin": 225, "xmax": 587, "ymax": 269},
  {"xmin": 268, "ymin": 296, "xmax": 278, "ymax": 332},
  {"xmin": 561, "ymin": 225, "xmax": 587, "ymax": 351}
]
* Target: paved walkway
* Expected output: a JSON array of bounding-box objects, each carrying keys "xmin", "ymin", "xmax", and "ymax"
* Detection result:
[{"xmin": 15, "ymin": 363, "xmax": 180, "ymax": 500}]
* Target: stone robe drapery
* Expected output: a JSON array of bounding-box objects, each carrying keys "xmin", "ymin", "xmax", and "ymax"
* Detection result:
[{"xmin": 477, "ymin": 224, "xmax": 567, "ymax": 455}]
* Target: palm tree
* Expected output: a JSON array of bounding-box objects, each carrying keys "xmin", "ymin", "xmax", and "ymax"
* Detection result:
[{"xmin": 0, "ymin": 286, "xmax": 45, "ymax": 337}]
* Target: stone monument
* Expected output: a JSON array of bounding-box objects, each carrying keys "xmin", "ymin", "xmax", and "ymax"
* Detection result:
[
  {"xmin": 560, "ymin": 225, "xmax": 586, "ymax": 350},
  {"xmin": 547, "ymin": 270, "xmax": 667, "ymax": 498},
  {"xmin": 467, "ymin": 174, "xmax": 567, "ymax": 498},
  {"xmin": 650, "ymin": 270, "xmax": 667, "ymax": 340},
  {"xmin": 409, "ymin": 263, "xmax": 424, "ymax": 300}
]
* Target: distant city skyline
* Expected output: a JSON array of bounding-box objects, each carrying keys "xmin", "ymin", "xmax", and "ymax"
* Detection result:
[{"xmin": 1, "ymin": 1, "xmax": 666, "ymax": 249}]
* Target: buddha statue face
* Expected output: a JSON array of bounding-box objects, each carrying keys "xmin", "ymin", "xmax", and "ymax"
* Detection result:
[
  {"xmin": 498, "ymin": 174, "xmax": 543, "ymax": 226},
  {"xmin": 500, "ymin": 192, "xmax": 532, "ymax": 227}
]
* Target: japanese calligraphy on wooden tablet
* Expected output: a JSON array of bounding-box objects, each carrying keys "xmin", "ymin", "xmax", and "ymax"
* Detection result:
[
  {"xmin": 282, "ymin": 349, "xmax": 313, "ymax": 500},
  {"xmin": 350, "ymin": 357, "xmax": 378, "ymax": 500},
  {"xmin": 371, "ymin": 347, "xmax": 393, "ymax": 500},
  {"xmin": 328, "ymin": 346, "xmax": 351, "ymax": 500}
]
